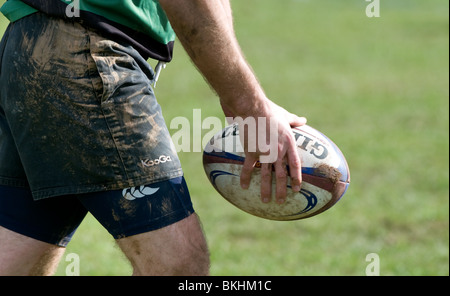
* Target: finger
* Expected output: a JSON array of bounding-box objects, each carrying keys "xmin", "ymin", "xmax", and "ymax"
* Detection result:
[
  {"xmin": 260, "ymin": 163, "xmax": 272, "ymax": 203},
  {"xmin": 289, "ymin": 114, "xmax": 307, "ymax": 127},
  {"xmin": 274, "ymin": 158, "xmax": 288, "ymax": 204},
  {"xmin": 240, "ymin": 154, "xmax": 257, "ymax": 189},
  {"xmin": 286, "ymin": 144, "xmax": 302, "ymax": 192}
]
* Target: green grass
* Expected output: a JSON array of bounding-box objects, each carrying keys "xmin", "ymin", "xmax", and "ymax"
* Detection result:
[{"xmin": 1, "ymin": 0, "xmax": 448, "ymax": 276}]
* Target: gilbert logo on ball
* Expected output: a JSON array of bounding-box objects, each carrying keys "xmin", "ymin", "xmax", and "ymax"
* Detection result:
[{"xmin": 203, "ymin": 123, "xmax": 350, "ymax": 221}]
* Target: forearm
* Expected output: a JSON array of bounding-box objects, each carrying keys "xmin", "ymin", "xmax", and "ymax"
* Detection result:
[
  {"xmin": 219, "ymin": 0, "xmax": 233, "ymax": 28},
  {"xmin": 159, "ymin": 0, "xmax": 269, "ymax": 118},
  {"xmin": 159, "ymin": 0, "xmax": 306, "ymax": 200}
]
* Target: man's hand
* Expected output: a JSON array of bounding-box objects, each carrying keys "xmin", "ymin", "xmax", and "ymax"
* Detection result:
[
  {"xmin": 240, "ymin": 101, "xmax": 306, "ymax": 204},
  {"xmin": 225, "ymin": 100, "xmax": 306, "ymax": 204}
]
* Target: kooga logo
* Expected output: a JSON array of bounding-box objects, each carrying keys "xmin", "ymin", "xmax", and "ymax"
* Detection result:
[{"xmin": 141, "ymin": 155, "xmax": 173, "ymax": 168}]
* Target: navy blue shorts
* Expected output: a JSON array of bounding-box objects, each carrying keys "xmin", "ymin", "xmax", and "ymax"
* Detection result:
[{"xmin": 0, "ymin": 176, "xmax": 194, "ymax": 247}]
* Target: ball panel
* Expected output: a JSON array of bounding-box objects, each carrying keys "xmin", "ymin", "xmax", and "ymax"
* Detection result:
[{"xmin": 203, "ymin": 162, "xmax": 335, "ymax": 220}]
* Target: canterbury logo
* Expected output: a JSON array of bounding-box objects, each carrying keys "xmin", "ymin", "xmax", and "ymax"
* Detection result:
[
  {"xmin": 122, "ymin": 185, "xmax": 160, "ymax": 201},
  {"xmin": 141, "ymin": 155, "xmax": 172, "ymax": 167}
]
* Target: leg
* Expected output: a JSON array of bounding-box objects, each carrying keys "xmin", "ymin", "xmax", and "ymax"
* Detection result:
[
  {"xmin": 0, "ymin": 186, "xmax": 88, "ymax": 276},
  {"xmin": 116, "ymin": 214, "xmax": 210, "ymax": 276},
  {"xmin": 0, "ymin": 226, "xmax": 65, "ymax": 276},
  {"xmin": 79, "ymin": 177, "xmax": 210, "ymax": 276}
]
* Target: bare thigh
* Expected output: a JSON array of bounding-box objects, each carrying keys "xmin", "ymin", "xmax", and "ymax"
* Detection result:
[
  {"xmin": 0, "ymin": 226, "xmax": 65, "ymax": 276},
  {"xmin": 116, "ymin": 214, "xmax": 210, "ymax": 276}
]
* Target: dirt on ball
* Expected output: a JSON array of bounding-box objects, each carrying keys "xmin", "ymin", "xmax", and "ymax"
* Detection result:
[{"xmin": 314, "ymin": 164, "xmax": 342, "ymax": 184}]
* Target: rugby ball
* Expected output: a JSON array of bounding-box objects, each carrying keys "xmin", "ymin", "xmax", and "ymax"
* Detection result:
[{"xmin": 202, "ymin": 123, "xmax": 350, "ymax": 220}]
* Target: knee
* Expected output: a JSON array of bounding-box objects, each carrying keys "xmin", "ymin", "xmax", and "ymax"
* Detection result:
[
  {"xmin": 121, "ymin": 214, "xmax": 211, "ymax": 276},
  {"xmin": 176, "ymin": 239, "xmax": 210, "ymax": 276},
  {"xmin": 159, "ymin": 214, "xmax": 211, "ymax": 275},
  {"xmin": 131, "ymin": 241, "xmax": 210, "ymax": 276}
]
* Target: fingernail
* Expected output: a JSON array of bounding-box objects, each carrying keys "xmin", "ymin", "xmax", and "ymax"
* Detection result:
[
  {"xmin": 241, "ymin": 183, "xmax": 249, "ymax": 189},
  {"xmin": 292, "ymin": 185, "xmax": 300, "ymax": 192},
  {"xmin": 263, "ymin": 198, "xmax": 270, "ymax": 203},
  {"xmin": 277, "ymin": 199, "xmax": 285, "ymax": 204}
]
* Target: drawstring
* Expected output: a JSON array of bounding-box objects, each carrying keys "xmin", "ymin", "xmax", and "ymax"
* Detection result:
[{"xmin": 153, "ymin": 61, "xmax": 166, "ymax": 88}]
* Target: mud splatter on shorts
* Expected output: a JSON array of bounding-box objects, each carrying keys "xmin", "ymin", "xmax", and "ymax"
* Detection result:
[{"xmin": 0, "ymin": 12, "xmax": 183, "ymax": 199}]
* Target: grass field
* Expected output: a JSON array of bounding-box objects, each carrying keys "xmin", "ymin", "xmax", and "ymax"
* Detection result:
[{"xmin": 1, "ymin": 0, "xmax": 448, "ymax": 276}]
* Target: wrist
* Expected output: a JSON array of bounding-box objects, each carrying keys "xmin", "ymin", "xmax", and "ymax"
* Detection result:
[{"xmin": 221, "ymin": 92, "xmax": 270, "ymax": 119}]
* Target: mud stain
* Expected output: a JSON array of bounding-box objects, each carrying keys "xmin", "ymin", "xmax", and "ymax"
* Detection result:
[{"xmin": 314, "ymin": 164, "xmax": 342, "ymax": 184}]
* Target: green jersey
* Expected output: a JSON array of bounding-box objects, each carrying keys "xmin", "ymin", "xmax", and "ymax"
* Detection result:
[{"xmin": 0, "ymin": 0, "xmax": 176, "ymax": 61}]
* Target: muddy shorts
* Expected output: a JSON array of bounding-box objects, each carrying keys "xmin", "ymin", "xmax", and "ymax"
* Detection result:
[{"xmin": 0, "ymin": 13, "xmax": 193, "ymax": 245}]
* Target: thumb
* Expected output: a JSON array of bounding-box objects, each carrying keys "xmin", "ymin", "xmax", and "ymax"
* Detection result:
[{"xmin": 289, "ymin": 113, "xmax": 307, "ymax": 127}]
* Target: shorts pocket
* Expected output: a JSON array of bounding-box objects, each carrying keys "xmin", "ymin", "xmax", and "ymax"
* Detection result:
[{"xmin": 87, "ymin": 32, "xmax": 154, "ymax": 106}]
